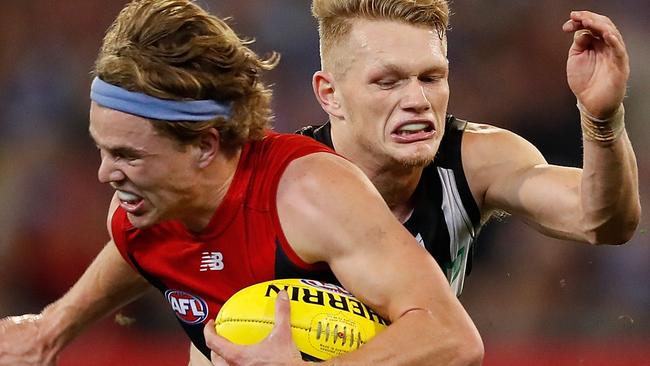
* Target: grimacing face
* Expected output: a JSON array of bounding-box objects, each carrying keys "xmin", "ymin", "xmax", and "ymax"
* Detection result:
[
  {"xmin": 332, "ymin": 19, "xmax": 449, "ymax": 167},
  {"xmin": 89, "ymin": 102, "xmax": 202, "ymax": 229}
]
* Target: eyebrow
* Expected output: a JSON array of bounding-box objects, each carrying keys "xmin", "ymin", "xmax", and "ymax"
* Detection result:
[
  {"xmin": 109, "ymin": 146, "xmax": 147, "ymax": 156},
  {"xmin": 90, "ymin": 136, "xmax": 148, "ymax": 158},
  {"xmin": 374, "ymin": 62, "xmax": 448, "ymax": 76}
]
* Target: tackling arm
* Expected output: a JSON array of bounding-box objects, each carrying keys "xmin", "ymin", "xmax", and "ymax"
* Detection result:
[{"xmin": 467, "ymin": 11, "xmax": 639, "ymax": 245}]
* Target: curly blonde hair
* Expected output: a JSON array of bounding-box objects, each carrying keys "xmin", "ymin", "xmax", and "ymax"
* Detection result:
[
  {"xmin": 312, "ymin": 0, "xmax": 450, "ymax": 71},
  {"xmin": 94, "ymin": 0, "xmax": 279, "ymax": 152}
]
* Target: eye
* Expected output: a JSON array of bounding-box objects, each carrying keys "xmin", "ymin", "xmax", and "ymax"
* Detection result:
[
  {"xmin": 375, "ymin": 79, "xmax": 399, "ymax": 89},
  {"xmin": 419, "ymin": 75, "xmax": 442, "ymax": 84},
  {"xmin": 120, "ymin": 153, "xmax": 141, "ymax": 162},
  {"xmin": 110, "ymin": 149, "xmax": 142, "ymax": 163}
]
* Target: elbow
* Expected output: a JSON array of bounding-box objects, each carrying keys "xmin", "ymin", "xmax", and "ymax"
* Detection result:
[
  {"xmin": 455, "ymin": 337, "xmax": 484, "ymax": 366},
  {"xmin": 447, "ymin": 324, "xmax": 484, "ymax": 366},
  {"xmin": 407, "ymin": 307, "xmax": 484, "ymax": 365},
  {"xmin": 585, "ymin": 225, "xmax": 637, "ymax": 246},
  {"xmin": 584, "ymin": 204, "xmax": 641, "ymax": 245}
]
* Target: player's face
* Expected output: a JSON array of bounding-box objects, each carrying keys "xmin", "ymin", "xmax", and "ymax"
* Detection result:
[
  {"xmin": 89, "ymin": 102, "xmax": 199, "ymax": 229},
  {"xmin": 334, "ymin": 19, "xmax": 449, "ymax": 167}
]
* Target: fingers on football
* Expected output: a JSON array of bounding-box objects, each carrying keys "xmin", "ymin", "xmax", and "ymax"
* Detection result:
[
  {"xmin": 203, "ymin": 320, "xmax": 236, "ymax": 359},
  {"xmin": 271, "ymin": 290, "xmax": 293, "ymax": 342}
]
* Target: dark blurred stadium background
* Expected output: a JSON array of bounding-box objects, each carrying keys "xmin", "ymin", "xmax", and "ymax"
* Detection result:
[{"xmin": 0, "ymin": 1, "xmax": 648, "ymax": 365}]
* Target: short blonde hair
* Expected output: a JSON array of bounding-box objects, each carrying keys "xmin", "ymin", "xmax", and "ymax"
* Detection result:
[
  {"xmin": 312, "ymin": 0, "xmax": 449, "ymax": 70},
  {"xmin": 94, "ymin": 0, "xmax": 279, "ymax": 152}
]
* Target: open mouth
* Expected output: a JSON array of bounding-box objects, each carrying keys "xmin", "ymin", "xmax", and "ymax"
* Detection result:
[
  {"xmin": 117, "ymin": 190, "xmax": 145, "ymax": 214},
  {"xmin": 391, "ymin": 121, "xmax": 436, "ymax": 143}
]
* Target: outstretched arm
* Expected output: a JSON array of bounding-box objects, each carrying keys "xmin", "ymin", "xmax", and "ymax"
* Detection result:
[
  {"xmin": 562, "ymin": 10, "xmax": 640, "ymax": 243},
  {"xmin": 0, "ymin": 196, "xmax": 151, "ymax": 365},
  {"xmin": 472, "ymin": 11, "xmax": 639, "ymax": 245}
]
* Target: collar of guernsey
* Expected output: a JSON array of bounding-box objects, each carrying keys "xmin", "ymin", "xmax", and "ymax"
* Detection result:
[{"xmin": 90, "ymin": 77, "xmax": 232, "ymax": 121}]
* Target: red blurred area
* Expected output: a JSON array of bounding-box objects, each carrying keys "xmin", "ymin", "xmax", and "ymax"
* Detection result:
[
  {"xmin": 58, "ymin": 319, "xmax": 188, "ymax": 366},
  {"xmin": 57, "ymin": 328, "xmax": 650, "ymax": 366},
  {"xmin": 483, "ymin": 339, "xmax": 650, "ymax": 366}
]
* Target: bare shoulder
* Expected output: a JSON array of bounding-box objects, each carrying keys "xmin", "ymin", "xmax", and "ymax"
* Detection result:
[
  {"xmin": 276, "ymin": 152, "xmax": 393, "ymax": 264},
  {"xmin": 463, "ymin": 120, "xmax": 501, "ymax": 134},
  {"xmin": 277, "ymin": 152, "xmax": 377, "ymax": 201},
  {"xmin": 460, "ymin": 121, "xmax": 547, "ymax": 214},
  {"xmin": 462, "ymin": 121, "xmax": 546, "ymax": 167}
]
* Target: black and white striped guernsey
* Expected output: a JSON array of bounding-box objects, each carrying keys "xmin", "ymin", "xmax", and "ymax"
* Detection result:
[{"xmin": 296, "ymin": 115, "xmax": 481, "ymax": 295}]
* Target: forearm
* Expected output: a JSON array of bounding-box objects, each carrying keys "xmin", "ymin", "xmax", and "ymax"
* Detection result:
[
  {"xmin": 0, "ymin": 243, "xmax": 149, "ymax": 366},
  {"xmin": 323, "ymin": 308, "xmax": 483, "ymax": 366},
  {"xmin": 33, "ymin": 243, "xmax": 151, "ymax": 353},
  {"xmin": 580, "ymin": 107, "xmax": 640, "ymax": 244},
  {"xmin": 37, "ymin": 276, "xmax": 149, "ymax": 351}
]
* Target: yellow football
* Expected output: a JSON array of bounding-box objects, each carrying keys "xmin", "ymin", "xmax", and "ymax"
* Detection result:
[{"xmin": 215, "ymin": 278, "xmax": 389, "ymax": 361}]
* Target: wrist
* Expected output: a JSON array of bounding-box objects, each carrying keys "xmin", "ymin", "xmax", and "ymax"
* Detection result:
[
  {"xmin": 577, "ymin": 102, "xmax": 625, "ymax": 143},
  {"xmin": 39, "ymin": 303, "xmax": 81, "ymax": 352}
]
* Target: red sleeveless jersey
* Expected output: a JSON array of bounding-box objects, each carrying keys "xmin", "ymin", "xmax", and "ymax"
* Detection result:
[{"xmin": 111, "ymin": 132, "xmax": 338, "ymax": 358}]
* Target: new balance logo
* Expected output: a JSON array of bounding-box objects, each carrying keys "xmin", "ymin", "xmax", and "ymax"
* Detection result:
[{"xmin": 200, "ymin": 251, "xmax": 224, "ymax": 271}]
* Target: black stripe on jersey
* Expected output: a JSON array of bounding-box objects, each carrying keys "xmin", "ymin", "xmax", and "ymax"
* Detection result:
[
  {"xmin": 434, "ymin": 116, "xmax": 481, "ymax": 275},
  {"xmin": 296, "ymin": 123, "xmax": 333, "ymax": 149},
  {"xmin": 403, "ymin": 165, "xmax": 452, "ymax": 269},
  {"xmin": 129, "ymin": 254, "xmax": 212, "ymax": 359},
  {"xmin": 435, "ymin": 116, "xmax": 481, "ymax": 227}
]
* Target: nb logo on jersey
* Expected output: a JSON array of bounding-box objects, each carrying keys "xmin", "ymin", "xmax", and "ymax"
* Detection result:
[
  {"xmin": 200, "ymin": 251, "xmax": 224, "ymax": 271},
  {"xmin": 165, "ymin": 290, "xmax": 209, "ymax": 324}
]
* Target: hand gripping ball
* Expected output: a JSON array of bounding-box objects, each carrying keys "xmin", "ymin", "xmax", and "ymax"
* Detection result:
[{"xmin": 215, "ymin": 278, "xmax": 388, "ymax": 361}]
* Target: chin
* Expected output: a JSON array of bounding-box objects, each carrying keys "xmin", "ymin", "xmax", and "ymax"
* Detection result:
[
  {"xmin": 398, "ymin": 155, "xmax": 435, "ymax": 168},
  {"xmin": 393, "ymin": 145, "xmax": 437, "ymax": 167},
  {"xmin": 126, "ymin": 212, "xmax": 158, "ymax": 229}
]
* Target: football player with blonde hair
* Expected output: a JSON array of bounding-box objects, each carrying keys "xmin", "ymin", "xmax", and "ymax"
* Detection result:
[{"xmin": 301, "ymin": 0, "xmax": 640, "ymax": 298}]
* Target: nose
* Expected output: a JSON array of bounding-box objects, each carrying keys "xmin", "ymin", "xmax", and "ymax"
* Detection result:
[
  {"xmin": 400, "ymin": 79, "xmax": 430, "ymax": 113},
  {"xmin": 97, "ymin": 155, "xmax": 125, "ymax": 184}
]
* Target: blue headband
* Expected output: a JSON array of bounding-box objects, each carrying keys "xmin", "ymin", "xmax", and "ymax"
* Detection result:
[{"xmin": 90, "ymin": 77, "xmax": 232, "ymax": 121}]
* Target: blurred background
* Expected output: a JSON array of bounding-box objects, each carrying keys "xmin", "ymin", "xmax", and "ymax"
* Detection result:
[{"xmin": 0, "ymin": 1, "xmax": 648, "ymax": 365}]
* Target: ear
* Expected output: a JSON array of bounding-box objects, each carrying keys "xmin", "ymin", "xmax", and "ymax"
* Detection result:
[
  {"xmin": 195, "ymin": 128, "xmax": 220, "ymax": 169},
  {"xmin": 312, "ymin": 71, "xmax": 344, "ymax": 119}
]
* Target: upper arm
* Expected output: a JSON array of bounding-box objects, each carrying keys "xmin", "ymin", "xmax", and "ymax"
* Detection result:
[
  {"xmin": 463, "ymin": 123, "xmax": 585, "ymax": 239},
  {"xmin": 276, "ymin": 153, "xmax": 459, "ymax": 321}
]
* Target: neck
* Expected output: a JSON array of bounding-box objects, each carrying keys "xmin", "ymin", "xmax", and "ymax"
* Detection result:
[
  {"xmin": 183, "ymin": 148, "xmax": 242, "ymax": 233},
  {"xmin": 371, "ymin": 167, "xmax": 423, "ymax": 223},
  {"xmin": 330, "ymin": 125, "xmax": 423, "ymax": 223}
]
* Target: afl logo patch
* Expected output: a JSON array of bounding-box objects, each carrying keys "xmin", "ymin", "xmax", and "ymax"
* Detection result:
[{"xmin": 165, "ymin": 290, "xmax": 209, "ymax": 324}]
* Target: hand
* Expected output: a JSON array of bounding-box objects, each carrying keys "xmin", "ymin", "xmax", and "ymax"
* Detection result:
[
  {"xmin": 0, "ymin": 315, "xmax": 58, "ymax": 366},
  {"xmin": 563, "ymin": 10, "xmax": 630, "ymax": 118},
  {"xmin": 203, "ymin": 291, "xmax": 303, "ymax": 366}
]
